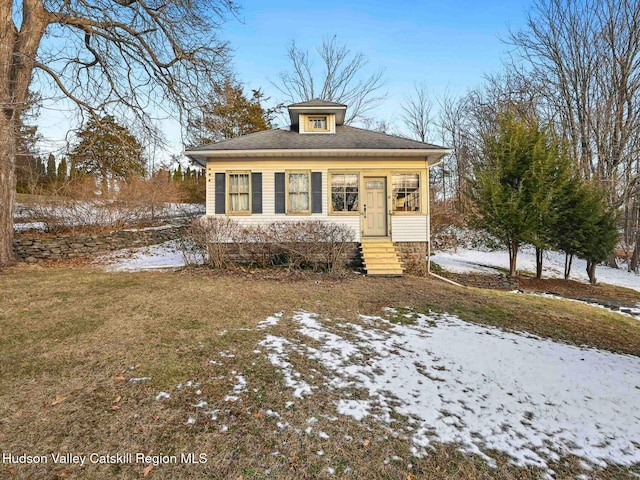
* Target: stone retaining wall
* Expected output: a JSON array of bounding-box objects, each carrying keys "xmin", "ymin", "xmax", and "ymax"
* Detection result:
[{"xmin": 13, "ymin": 225, "xmax": 186, "ymax": 263}]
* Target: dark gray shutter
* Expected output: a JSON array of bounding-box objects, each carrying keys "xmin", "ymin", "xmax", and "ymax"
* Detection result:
[
  {"xmin": 311, "ymin": 172, "xmax": 322, "ymax": 214},
  {"xmin": 215, "ymin": 173, "xmax": 225, "ymax": 214},
  {"xmin": 251, "ymin": 172, "xmax": 262, "ymax": 214},
  {"xmin": 275, "ymin": 172, "xmax": 285, "ymax": 214}
]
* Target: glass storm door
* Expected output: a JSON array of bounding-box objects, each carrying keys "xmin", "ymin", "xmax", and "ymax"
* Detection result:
[{"xmin": 363, "ymin": 177, "xmax": 387, "ymax": 236}]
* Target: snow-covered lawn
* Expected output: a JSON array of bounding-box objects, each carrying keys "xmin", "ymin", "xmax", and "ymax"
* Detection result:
[
  {"xmin": 95, "ymin": 240, "xmax": 199, "ymax": 272},
  {"xmin": 432, "ymin": 246, "xmax": 640, "ymax": 292},
  {"xmin": 259, "ymin": 309, "xmax": 640, "ymax": 477}
]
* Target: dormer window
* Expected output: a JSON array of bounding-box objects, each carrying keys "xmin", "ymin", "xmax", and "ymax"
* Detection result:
[{"xmin": 307, "ymin": 115, "xmax": 329, "ymax": 132}]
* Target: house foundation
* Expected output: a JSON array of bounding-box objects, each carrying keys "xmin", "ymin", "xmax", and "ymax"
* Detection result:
[{"xmin": 393, "ymin": 241, "xmax": 428, "ymax": 275}]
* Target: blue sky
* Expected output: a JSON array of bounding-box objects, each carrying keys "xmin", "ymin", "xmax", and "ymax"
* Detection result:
[
  {"xmin": 37, "ymin": 0, "xmax": 532, "ymax": 162},
  {"xmin": 224, "ymin": 0, "xmax": 530, "ymax": 125}
]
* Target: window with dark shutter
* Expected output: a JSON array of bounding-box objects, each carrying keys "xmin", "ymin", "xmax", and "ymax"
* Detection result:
[
  {"xmin": 251, "ymin": 173, "xmax": 262, "ymax": 214},
  {"xmin": 311, "ymin": 172, "xmax": 322, "ymax": 214},
  {"xmin": 215, "ymin": 173, "xmax": 225, "ymax": 214},
  {"xmin": 274, "ymin": 172, "xmax": 285, "ymax": 214}
]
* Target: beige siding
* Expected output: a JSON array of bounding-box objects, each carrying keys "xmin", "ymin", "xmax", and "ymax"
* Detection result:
[
  {"xmin": 391, "ymin": 215, "xmax": 428, "ymax": 242},
  {"xmin": 205, "ymin": 165, "xmax": 361, "ymax": 241},
  {"xmin": 205, "ymin": 156, "xmax": 433, "ymax": 243},
  {"xmin": 205, "ymin": 168, "xmax": 214, "ymax": 215}
]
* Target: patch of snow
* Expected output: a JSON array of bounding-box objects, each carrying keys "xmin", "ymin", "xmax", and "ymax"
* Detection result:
[
  {"xmin": 97, "ymin": 240, "xmax": 196, "ymax": 272},
  {"xmin": 259, "ymin": 310, "xmax": 640, "ymax": 474},
  {"xmin": 336, "ymin": 399, "xmax": 370, "ymax": 421},
  {"xmin": 232, "ymin": 375, "xmax": 247, "ymax": 393},
  {"xmin": 13, "ymin": 222, "xmax": 47, "ymax": 232},
  {"xmin": 220, "ymin": 425, "xmax": 228, "ymax": 432},
  {"xmin": 224, "ymin": 395, "xmax": 239, "ymax": 402},
  {"xmin": 186, "ymin": 417, "xmax": 196, "ymax": 425},
  {"xmin": 257, "ymin": 311, "xmax": 284, "ymax": 329},
  {"xmin": 432, "ymin": 247, "xmax": 640, "ymax": 292},
  {"xmin": 155, "ymin": 392, "xmax": 171, "ymax": 400},
  {"xmin": 318, "ymin": 431, "xmax": 330, "ymax": 439},
  {"xmin": 219, "ymin": 351, "xmax": 235, "ymax": 358},
  {"xmin": 128, "ymin": 377, "xmax": 152, "ymax": 382},
  {"xmin": 177, "ymin": 380, "xmax": 199, "ymax": 389},
  {"xmin": 518, "ymin": 291, "xmax": 640, "ymax": 319},
  {"xmin": 430, "ymin": 252, "xmax": 501, "ymax": 274},
  {"xmin": 192, "ymin": 400, "xmax": 207, "ymax": 408},
  {"xmin": 259, "ymin": 335, "xmax": 313, "ymax": 398}
]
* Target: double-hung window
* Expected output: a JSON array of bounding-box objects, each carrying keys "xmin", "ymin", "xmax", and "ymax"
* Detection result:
[
  {"xmin": 392, "ymin": 173, "xmax": 421, "ymax": 212},
  {"xmin": 287, "ymin": 171, "xmax": 310, "ymax": 213},
  {"xmin": 306, "ymin": 115, "xmax": 329, "ymax": 132},
  {"xmin": 228, "ymin": 172, "xmax": 250, "ymax": 213}
]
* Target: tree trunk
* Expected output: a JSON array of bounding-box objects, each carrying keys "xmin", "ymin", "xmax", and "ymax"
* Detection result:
[
  {"xmin": 535, "ymin": 247, "xmax": 543, "ymax": 279},
  {"xmin": 508, "ymin": 240, "xmax": 518, "ymax": 276},
  {"xmin": 564, "ymin": 253, "xmax": 573, "ymax": 280},
  {"xmin": 0, "ymin": 115, "xmax": 17, "ymax": 265},
  {"xmin": 586, "ymin": 260, "xmax": 597, "ymax": 285},
  {"xmin": 607, "ymin": 252, "xmax": 618, "ymax": 269},
  {"xmin": 630, "ymin": 232, "xmax": 640, "ymax": 273}
]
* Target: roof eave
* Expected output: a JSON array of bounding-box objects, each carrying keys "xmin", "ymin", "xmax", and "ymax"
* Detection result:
[{"xmin": 183, "ymin": 148, "xmax": 452, "ymax": 165}]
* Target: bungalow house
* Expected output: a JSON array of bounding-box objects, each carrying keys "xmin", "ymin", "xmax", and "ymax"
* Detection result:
[{"xmin": 184, "ymin": 99, "xmax": 450, "ymax": 275}]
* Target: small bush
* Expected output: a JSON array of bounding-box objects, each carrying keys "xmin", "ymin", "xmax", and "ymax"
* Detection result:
[{"xmin": 179, "ymin": 219, "xmax": 355, "ymax": 273}]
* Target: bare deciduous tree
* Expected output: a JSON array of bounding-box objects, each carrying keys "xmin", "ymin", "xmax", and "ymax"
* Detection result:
[
  {"xmin": 0, "ymin": 0, "xmax": 237, "ymax": 265},
  {"xmin": 273, "ymin": 35, "xmax": 386, "ymax": 125},
  {"xmin": 510, "ymin": 0, "xmax": 640, "ymax": 268},
  {"xmin": 401, "ymin": 83, "xmax": 434, "ymax": 143}
]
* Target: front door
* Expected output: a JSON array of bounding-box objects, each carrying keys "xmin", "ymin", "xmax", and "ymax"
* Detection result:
[{"xmin": 363, "ymin": 177, "xmax": 387, "ymax": 236}]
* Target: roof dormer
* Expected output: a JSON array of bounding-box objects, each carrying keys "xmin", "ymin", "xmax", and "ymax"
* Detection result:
[{"xmin": 288, "ymin": 99, "xmax": 347, "ymax": 133}]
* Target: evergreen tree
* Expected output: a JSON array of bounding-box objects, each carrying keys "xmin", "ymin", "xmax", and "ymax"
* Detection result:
[
  {"xmin": 46, "ymin": 154, "xmax": 56, "ymax": 184},
  {"xmin": 57, "ymin": 158, "xmax": 68, "ymax": 184},
  {"xmin": 69, "ymin": 115, "xmax": 146, "ymax": 193},
  {"xmin": 524, "ymin": 134, "xmax": 573, "ymax": 279},
  {"xmin": 173, "ymin": 165, "xmax": 183, "ymax": 183},
  {"xmin": 552, "ymin": 179, "xmax": 619, "ymax": 283},
  {"xmin": 188, "ymin": 77, "xmax": 278, "ymax": 145},
  {"xmin": 575, "ymin": 185, "xmax": 619, "ymax": 285},
  {"xmin": 469, "ymin": 111, "xmax": 564, "ymax": 276},
  {"xmin": 36, "ymin": 157, "xmax": 45, "ymax": 178}
]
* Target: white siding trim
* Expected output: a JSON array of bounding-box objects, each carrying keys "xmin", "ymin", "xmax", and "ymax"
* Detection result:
[{"xmin": 391, "ymin": 215, "xmax": 428, "ymax": 242}]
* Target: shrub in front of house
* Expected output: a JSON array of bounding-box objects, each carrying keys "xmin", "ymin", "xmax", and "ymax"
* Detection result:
[{"xmin": 180, "ymin": 218, "xmax": 356, "ymax": 272}]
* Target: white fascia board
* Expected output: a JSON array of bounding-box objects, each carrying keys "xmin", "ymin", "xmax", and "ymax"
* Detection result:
[{"xmin": 183, "ymin": 148, "xmax": 452, "ymax": 164}]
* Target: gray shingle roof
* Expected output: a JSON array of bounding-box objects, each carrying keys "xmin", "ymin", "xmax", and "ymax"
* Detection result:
[
  {"xmin": 185, "ymin": 125, "xmax": 446, "ymax": 152},
  {"xmin": 288, "ymin": 99, "xmax": 347, "ymax": 108}
]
